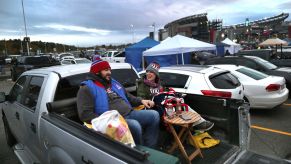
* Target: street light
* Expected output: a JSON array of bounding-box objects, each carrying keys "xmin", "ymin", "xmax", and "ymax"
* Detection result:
[
  {"xmin": 21, "ymin": 0, "xmax": 30, "ymax": 56},
  {"xmin": 149, "ymin": 22, "xmax": 156, "ymax": 40},
  {"xmin": 130, "ymin": 24, "xmax": 134, "ymax": 43}
]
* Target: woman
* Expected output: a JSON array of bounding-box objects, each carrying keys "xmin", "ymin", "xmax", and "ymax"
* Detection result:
[{"xmin": 137, "ymin": 62, "xmax": 214, "ymax": 131}]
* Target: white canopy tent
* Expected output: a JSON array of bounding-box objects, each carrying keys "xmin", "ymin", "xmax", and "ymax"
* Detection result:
[
  {"xmin": 143, "ymin": 35, "xmax": 216, "ymax": 66},
  {"xmin": 221, "ymin": 38, "xmax": 241, "ymax": 54}
]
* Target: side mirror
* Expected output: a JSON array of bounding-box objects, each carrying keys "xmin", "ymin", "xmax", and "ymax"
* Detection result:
[{"xmin": 0, "ymin": 92, "xmax": 6, "ymax": 103}]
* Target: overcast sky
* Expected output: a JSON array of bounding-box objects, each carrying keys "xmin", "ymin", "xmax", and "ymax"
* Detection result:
[{"xmin": 1, "ymin": 0, "xmax": 291, "ymax": 47}]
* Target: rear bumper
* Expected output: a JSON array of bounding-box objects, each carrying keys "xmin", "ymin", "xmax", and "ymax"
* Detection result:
[{"xmin": 249, "ymin": 89, "xmax": 289, "ymax": 109}]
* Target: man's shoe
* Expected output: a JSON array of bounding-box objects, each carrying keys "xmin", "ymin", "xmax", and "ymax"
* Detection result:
[{"xmin": 193, "ymin": 121, "xmax": 214, "ymax": 131}]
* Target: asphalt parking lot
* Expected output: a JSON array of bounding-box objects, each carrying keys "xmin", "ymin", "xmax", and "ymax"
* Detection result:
[{"xmin": 0, "ymin": 74, "xmax": 290, "ymax": 163}]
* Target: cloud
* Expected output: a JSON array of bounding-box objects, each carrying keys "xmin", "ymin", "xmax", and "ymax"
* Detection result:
[
  {"xmin": 34, "ymin": 24, "xmax": 111, "ymax": 35},
  {"xmin": 0, "ymin": 0, "xmax": 290, "ymax": 46}
]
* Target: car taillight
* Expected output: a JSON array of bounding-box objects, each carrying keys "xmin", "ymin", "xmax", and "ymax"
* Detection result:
[
  {"xmin": 265, "ymin": 84, "xmax": 280, "ymax": 92},
  {"xmin": 201, "ymin": 90, "xmax": 232, "ymax": 98}
]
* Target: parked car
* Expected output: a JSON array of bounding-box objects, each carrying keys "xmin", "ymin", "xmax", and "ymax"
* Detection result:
[
  {"xmin": 139, "ymin": 65, "xmax": 244, "ymax": 99},
  {"xmin": 102, "ymin": 50, "xmax": 125, "ymax": 63},
  {"xmin": 237, "ymin": 49, "xmax": 291, "ymax": 67},
  {"xmin": 205, "ymin": 55, "xmax": 291, "ymax": 93},
  {"xmin": 10, "ymin": 56, "xmax": 60, "ymax": 81},
  {"xmin": 60, "ymin": 58, "xmax": 91, "ymax": 65},
  {"xmin": 4, "ymin": 55, "xmax": 22, "ymax": 64},
  {"xmin": 55, "ymin": 53, "xmax": 74, "ymax": 61},
  {"xmin": 213, "ymin": 65, "xmax": 289, "ymax": 109}
]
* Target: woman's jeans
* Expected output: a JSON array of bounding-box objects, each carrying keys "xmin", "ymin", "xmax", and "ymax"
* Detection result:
[{"xmin": 125, "ymin": 109, "xmax": 160, "ymax": 148}]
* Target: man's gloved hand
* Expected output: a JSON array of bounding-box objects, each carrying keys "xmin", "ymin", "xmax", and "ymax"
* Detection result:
[{"xmin": 141, "ymin": 100, "xmax": 155, "ymax": 108}]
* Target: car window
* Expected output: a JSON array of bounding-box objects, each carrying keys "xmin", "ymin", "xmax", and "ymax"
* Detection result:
[
  {"xmin": 206, "ymin": 58, "xmax": 234, "ymax": 65},
  {"xmin": 61, "ymin": 60, "xmax": 72, "ymax": 65},
  {"xmin": 54, "ymin": 73, "xmax": 88, "ymax": 101},
  {"xmin": 159, "ymin": 72, "xmax": 189, "ymax": 88},
  {"xmin": 253, "ymin": 57, "xmax": 277, "ymax": 70},
  {"xmin": 115, "ymin": 52, "xmax": 125, "ymax": 57},
  {"xmin": 111, "ymin": 69, "xmax": 138, "ymax": 87},
  {"xmin": 236, "ymin": 67, "xmax": 268, "ymax": 80},
  {"xmin": 25, "ymin": 57, "xmax": 50, "ymax": 65},
  {"xmin": 210, "ymin": 72, "xmax": 240, "ymax": 89},
  {"xmin": 236, "ymin": 59, "xmax": 257, "ymax": 69},
  {"xmin": 9, "ymin": 76, "xmax": 28, "ymax": 102},
  {"xmin": 23, "ymin": 76, "xmax": 44, "ymax": 111},
  {"xmin": 54, "ymin": 68, "xmax": 138, "ymax": 100}
]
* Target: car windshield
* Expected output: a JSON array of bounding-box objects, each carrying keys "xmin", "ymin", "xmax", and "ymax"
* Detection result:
[
  {"xmin": 253, "ymin": 57, "xmax": 277, "ymax": 70},
  {"xmin": 75, "ymin": 59, "xmax": 91, "ymax": 64},
  {"xmin": 236, "ymin": 67, "xmax": 268, "ymax": 80}
]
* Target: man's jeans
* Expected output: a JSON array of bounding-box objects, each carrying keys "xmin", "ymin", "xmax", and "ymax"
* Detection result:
[{"xmin": 125, "ymin": 110, "xmax": 160, "ymax": 148}]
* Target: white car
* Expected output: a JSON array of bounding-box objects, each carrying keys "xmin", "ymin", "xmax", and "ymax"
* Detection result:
[
  {"xmin": 139, "ymin": 65, "xmax": 244, "ymax": 100},
  {"xmin": 213, "ymin": 65, "xmax": 289, "ymax": 109},
  {"xmin": 60, "ymin": 58, "xmax": 91, "ymax": 65}
]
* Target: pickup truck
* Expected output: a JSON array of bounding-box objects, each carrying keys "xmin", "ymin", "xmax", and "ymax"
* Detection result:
[
  {"xmin": 102, "ymin": 50, "xmax": 125, "ymax": 63},
  {"xmin": 0, "ymin": 63, "xmax": 289, "ymax": 164},
  {"xmin": 10, "ymin": 56, "xmax": 60, "ymax": 81}
]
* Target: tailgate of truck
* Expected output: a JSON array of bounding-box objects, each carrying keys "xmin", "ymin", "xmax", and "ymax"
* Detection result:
[{"xmin": 235, "ymin": 151, "xmax": 289, "ymax": 164}]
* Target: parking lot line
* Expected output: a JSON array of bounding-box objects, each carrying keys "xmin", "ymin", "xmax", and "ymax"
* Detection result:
[
  {"xmin": 251, "ymin": 125, "xmax": 291, "ymax": 137},
  {"xmin": 283, "ymin": 103, "xmax": 291, "ymax": 106}
]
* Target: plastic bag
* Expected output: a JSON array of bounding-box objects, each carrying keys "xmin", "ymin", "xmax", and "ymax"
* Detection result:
[
  {"xmin": 189, "ymin": 132, "xmax": 220, "ymax": 148},
  {"xmin": 91, "ymin": 110, "xmax": 135, "ymax": 147}
]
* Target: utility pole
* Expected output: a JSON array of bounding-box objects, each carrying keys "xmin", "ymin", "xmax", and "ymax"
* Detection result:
[
  {"xmin": 4, "ymin": 39, "xmax": 7, "ymax": 57},
  {"xmin": 130, "ymin": 24, "xmax": 134, "ymax": 43},
  {"xmin": 152, "ymin": 22, "xmax": 156, "ymax": 40},
  {"xmin": 21, "ymin": 0, "xmax": 30, "ymax": 56}
]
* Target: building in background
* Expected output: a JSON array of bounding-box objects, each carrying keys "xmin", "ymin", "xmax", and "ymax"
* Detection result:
[
  {"xmin": 159, "ymin": 13, "xmax": 209, "ymax": 42},
  {"xmin": 159, "ymin": 12, "xmax": 291, "ymax": 48},
  {"xmin": 218, "ymin": 13, "xmax": 289, "ymax": 47}
]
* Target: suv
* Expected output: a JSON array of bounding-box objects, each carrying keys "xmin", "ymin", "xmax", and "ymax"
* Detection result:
[
  {"xmin": 10, "ymin": 56, "xmax": 59, "ymax": 81},
  {"xmin": 205, "ymin": 55, "xmax": 291, "ymax": 93},
  {"xmin": 139, "ymin": 65, "xmax": 244, "ymax": 100}
]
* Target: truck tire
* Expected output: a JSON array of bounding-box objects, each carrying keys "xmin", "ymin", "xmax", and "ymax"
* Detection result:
[{"xmin": 2, "ymin": 115, "xmax": 17, "ymax": 147}]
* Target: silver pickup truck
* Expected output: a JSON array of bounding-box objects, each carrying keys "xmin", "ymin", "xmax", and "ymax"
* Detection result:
[{"xmin": 0, "ymin": 63, "xmax": 289, "ymax": 164}]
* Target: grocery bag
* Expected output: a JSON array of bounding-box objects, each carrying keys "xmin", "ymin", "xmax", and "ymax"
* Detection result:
[{"xmin": 91, "ymin": 110, "xmax": 135, "ymax": 147}]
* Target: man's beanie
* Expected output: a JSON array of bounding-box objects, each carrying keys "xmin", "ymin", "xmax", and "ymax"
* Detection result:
[
  {"xmin": 90, "ymin": 55, "xmax": 111, "ymax": 74},
  {"xmin": 146, "ymin": 62, "xmax": 160, "ymax": 77}
]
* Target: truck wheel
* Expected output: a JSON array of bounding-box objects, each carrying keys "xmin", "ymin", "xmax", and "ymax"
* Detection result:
[{"xmin": 2, "ymin": 115, "xmax": 16, "ymax": 147}]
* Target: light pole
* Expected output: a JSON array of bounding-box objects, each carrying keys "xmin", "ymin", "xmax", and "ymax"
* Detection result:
[
  {"xmin": 150, "ymin": 22, "xmax": 156, "ymax": 40},
  {"xmin": 44, "ymin": 42, "xmax": 47, "ymax": 53},
  {"xmin": 130, "ymin": 24, "xmax": 134, "ymax": 43},
  {"xmin": 21, "ymin": 0, "xmax": 30, "ymax": 56},
  {"xmin": 19, "ymin": 28, "xmax": 23, "ymax": 54},
  {"xmin": 4, "ymin": 39, "xmax": 7, "ymax": 57}
]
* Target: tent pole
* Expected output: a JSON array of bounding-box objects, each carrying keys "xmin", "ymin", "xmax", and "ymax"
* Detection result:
[
  {"xmin": 142, "ymin": 55, "xmax": 145, "ymax": 70},
  {"xmin": 182, "ymin": 52, "xmax": 184, "ymax": 65}
]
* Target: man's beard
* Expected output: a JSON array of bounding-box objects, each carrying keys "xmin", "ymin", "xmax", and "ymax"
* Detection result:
[{"xmin": 98, "ymin": 73, "xmax": 111, "ymax": 83}]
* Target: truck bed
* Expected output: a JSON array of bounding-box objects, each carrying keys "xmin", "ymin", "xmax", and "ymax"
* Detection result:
[{"xmin": 46, "ymin": 97, "xmax": 244, "ymax": 163}]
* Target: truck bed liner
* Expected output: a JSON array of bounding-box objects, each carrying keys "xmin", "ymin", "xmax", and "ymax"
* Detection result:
[{"xmin": 174, "ymin": 142, "xmax": 239, "ymax": 164}]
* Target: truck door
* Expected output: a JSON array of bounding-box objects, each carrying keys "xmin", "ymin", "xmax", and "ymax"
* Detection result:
[
  {"xmin": 3, "ymin": 76, "xmax": 29, "ymax": 143},
  {"xmin": 20, "ymin": 75, "xmax": 45, "ymax": 158}
]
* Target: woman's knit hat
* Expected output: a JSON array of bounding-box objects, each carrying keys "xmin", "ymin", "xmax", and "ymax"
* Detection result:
[
  {"xmin": 90, "ymin": 55, "xmax": 111, "ymax": 74},
  {"xmin": 146, "ymin": 62, "xmax": 160, "ymax": 77}
]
